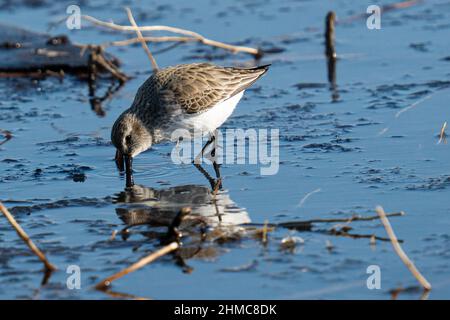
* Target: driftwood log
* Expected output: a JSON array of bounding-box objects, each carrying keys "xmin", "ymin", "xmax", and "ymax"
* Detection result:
[{"xmin": 0, "ymin": 23, "xmax": 124, "ymax": 80}]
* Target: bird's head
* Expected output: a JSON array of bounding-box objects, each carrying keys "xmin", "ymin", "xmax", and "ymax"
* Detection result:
[
  {"xmin": 111, "ymin": 113, "xmax": 152, "ymax": 158},
  {"xmin": 111, "ymin": 113, "xmax": 152, "ymax": 183}
]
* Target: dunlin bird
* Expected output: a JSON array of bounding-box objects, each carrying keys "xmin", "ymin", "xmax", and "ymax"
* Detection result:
[{"xmin": 111, "ymin": 63, "xmax": 270, "ymax": 187}]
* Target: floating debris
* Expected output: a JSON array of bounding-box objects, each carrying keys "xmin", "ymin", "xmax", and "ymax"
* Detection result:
[{"xmin": 280, "ymin": 235, "xmax": 304, "ymax": 251}]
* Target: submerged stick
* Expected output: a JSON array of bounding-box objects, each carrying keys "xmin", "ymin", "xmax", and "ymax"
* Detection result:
[
  {"xmin": 325, "ymin": 11, "xmax": 338, "ymax": 101},
  {"xmin": 279, "ymin": 211, "xmax": 404, "ymax": 227},
  {"xmin": 0, "ymin": 129, "xmax": 12, "ymax": 146},
  {"xmin": 95, "ymin": 241, "xmax": 179, "ymax": 290},
  {"xmin": 0, "ymin": 201, "xmax": 56, "ymax": 272},
  {"xmin": 376, "ymin": 206, "xmax": 431, "ymax": 291},
  {"xmin": 325, "ymin": 11, "xmax": 336, "ymax": 61},
  {"xmin": 125, "ymin": 7, "xmax": 158, "ymax": 71}
]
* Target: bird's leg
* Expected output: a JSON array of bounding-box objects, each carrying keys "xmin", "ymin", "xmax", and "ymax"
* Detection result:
[
  {"xmin": 209, "ymin": 135, "xmax": 223, "ymax": 189},
  {"xmin": 192, "ymin": 134, "xmax": 223, "ymax": 189},
  {"xmin": 212, "ymin": 161, "xmax": 222, "ymax": 189},
  {"xmin": 193, "ymin": 134, "xmax": 215, "ymax": 164},
  {"xmin": 193, "ymin": 162, "xmax": 216, "ymax": 189}
]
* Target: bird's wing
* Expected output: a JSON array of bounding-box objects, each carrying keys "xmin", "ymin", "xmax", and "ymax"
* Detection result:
[{"xmin": 157, "ymin": 63, "xmax": 269, "ymax": 114}]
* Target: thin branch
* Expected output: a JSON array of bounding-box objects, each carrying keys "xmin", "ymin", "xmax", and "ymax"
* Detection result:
[
  {"xmin": 81, "ymin": 14, "xmax": 261, "ymax": 57},
  {"xmin": 103, "ymin": 36, "xmax": 195, "ymax": 47},
  {"xmin": 395, "ymin": 93, "xmax": 433, "ymax": 118},
  {"xmin": 438, "ymin": 121, "xmax": 447, "ymax": 144},
  {"xmin": 0, "ymin": 201, "xmax": 56, "ymax": 272},
  {"xmin": 376, "ymin": 206, "xmax": 431, "ymax": 291},
  {"xmin": 94, "ymin": 49, "xmax": 128, "ymax": 82},
  {"xmin": 278, "ymin": 211, "xmax": 405, "ymax": 228},
  {"xmin": 101, "ymin": 289, "xmax": 151, "ymax": 300},
  {"xmin": 125, "ymin": 7, "xmax": 158, "ymax": 71},
  {"xmin": 94, "ymin": 241, "xmax": 179, "ymax": 290},
  {"xmin": 327, "ymin": 229, "xmax": 402, "ymax": 243}
]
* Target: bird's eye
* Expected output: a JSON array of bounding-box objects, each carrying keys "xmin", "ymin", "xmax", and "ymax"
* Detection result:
[{"xmin": 125, "ymin": 135, "xmax": 132, "ymax": 143}]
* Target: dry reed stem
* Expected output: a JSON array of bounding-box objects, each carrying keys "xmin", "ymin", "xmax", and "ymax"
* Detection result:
[
  {"xmin": 125, "ymin": 7, "xmax": 158, "ymax": 71},
  {"xmin": 93, "ymin": 50, "xmax": 128, "ymax": 82},
  {"xmin": 104, "ymin": 36, "xmax": 195, "ymax": 47},
  {"xmin": 95, "ymin": 241, "xmax": 179, "ymax": 290},
  {"xmin": 109, "ymin": 230, "xmax": 118, "ymax": 241},
  {"xmin": 395, "ymin": 93, "xmax": 433, "ymax": 118},
  {"xmin": 262, "ymin": 220, "xmax": 269, "ymax": 245},
  {"xmin": 438, "ymin": 121, "xmax": 447, "ymax": 144},
  {"xmin": 376, "ymin": 206, "xmax": 431, "ymax": 291},
  {"xmin": 0, "ymin": 201, "xmax": 56, "ymax": 272},
  {"xmin": 81, "ymin": 14, "xmax": 261, "ymax": 56},
  {"xmin": 101, "ymin": 289, "xmax": 151, "ymax": 300}
]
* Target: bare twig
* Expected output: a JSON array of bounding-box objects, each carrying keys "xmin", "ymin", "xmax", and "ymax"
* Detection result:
[
  {"xmin": 109, "ymin": 230, "xmax": 118, "ymax": 241},
  {"xmin": 376, "ymin": 206, "xmax": 431, "ymax": 291},
  {"xmin": 125, "ymin": 7, "xmax": 158, "ymax": 71},
  {"xmin": 94, "ymin": 50, "xmax": 128, "ymax": 83},
  {"xmin": 438, "ymin": 121, "xmax": 447, "ymax": 144},
  {"xmin": 0, "ymin": 201, "xmax": 56, "ymax": 272},
  {"xmin": 278, "ymin": 211, "xmax": 405, "ymax": 228},
  {"xmin": 95, "ymin": 241, "xmax": 179, "ymax": 290},
  {"xmin": 328, "ymin": 229, "xmax": 402, "ymax": 243},
  {"xmin": 103, "ymin": 36, "xmax": 195, "ymax": 47},
  {"xmin": 101, "ymin": 289, "xmax": 151, "ymax": 300},
  {"xmin": 81, "ymin": 14, "xmax": 261, "ymax": 57},
  {"xmin": 244, "ymin": 211, "xmax": 405, "ymax": 232}
]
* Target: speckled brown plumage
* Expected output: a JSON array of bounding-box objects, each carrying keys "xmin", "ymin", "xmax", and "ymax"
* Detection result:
[{"xmin": 131, "ymin": 63, "xmax": 269, "ymax": 115}]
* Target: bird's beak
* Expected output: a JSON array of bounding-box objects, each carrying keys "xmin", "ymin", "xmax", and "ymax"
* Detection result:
[
  {"xmin": 124, "ymin": 155, "xmax": 134, "ymax": 188},
  {"xmin": 115, "ymin": 149, "xmax": 125, "ymax": 172}
]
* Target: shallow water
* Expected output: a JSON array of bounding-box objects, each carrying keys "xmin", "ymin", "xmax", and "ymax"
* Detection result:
[{"xmin": 0, "ymin": 0, "xmax": 450, "ymax": 299}]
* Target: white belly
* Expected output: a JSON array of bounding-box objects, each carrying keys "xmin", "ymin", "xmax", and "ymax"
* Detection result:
[{"xmin": 183, "ymin": 91, "xmax": 244, "ymax": 134}]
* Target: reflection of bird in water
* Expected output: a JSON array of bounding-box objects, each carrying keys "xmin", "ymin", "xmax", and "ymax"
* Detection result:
[
  {"xmin": 114, "ymin": 184, "xmax": 250, "ymax": 228},
  {"xmin": 113, "ymin": 184, "xmax": 251, "ymax": 267}
]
